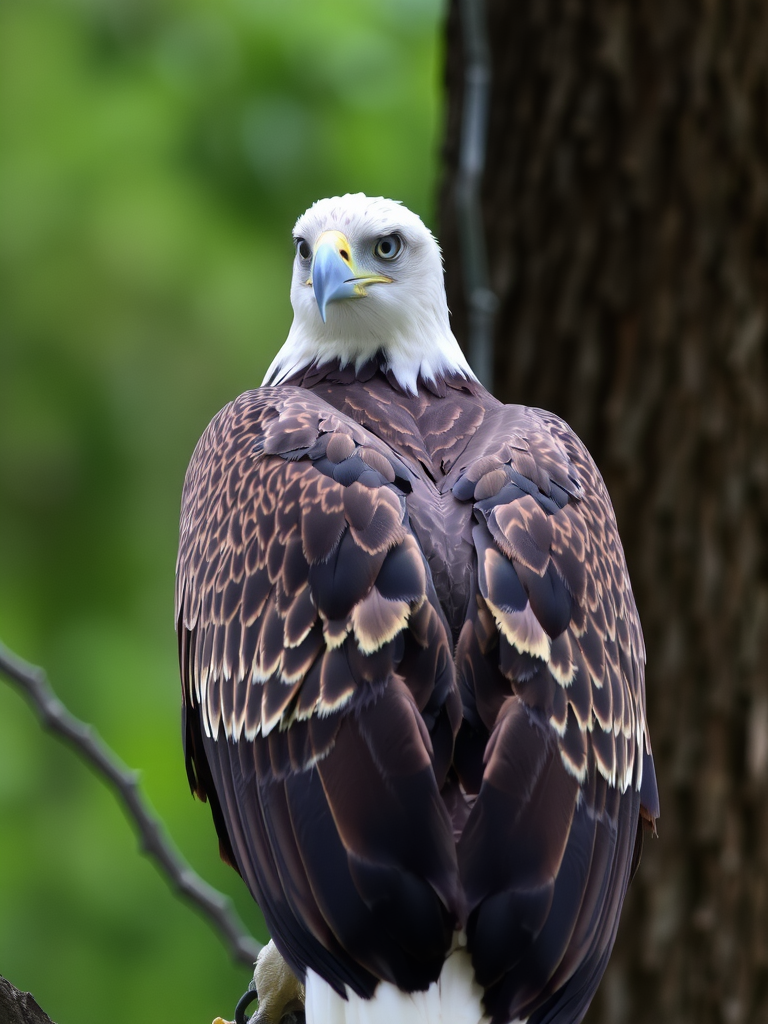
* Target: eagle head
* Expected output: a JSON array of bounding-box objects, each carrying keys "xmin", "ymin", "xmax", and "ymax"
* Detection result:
[{"xmin": 264, "ymin": 193, "xmax": 474, "ymax": 394}]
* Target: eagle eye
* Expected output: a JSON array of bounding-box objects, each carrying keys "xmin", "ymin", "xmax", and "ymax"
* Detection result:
[
  {"xmin": 374, "ymin": 234, "xmax": 403, "ymax": 260},
  {"xmin": 295, "ymin": 238, "xmax": 312, "ymax": 261}
]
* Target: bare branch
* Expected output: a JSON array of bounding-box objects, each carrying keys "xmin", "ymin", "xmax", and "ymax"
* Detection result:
[
  {"xmin": 0, "ymin": 975, "xmax": 56, "ymax": 1024},
  {"xmin": 0, "ymin": 639, "xmax": 262, "ymax": 966}
]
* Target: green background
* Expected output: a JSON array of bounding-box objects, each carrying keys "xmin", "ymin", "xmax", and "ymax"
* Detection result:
[{"xmin": 0, "ymin": 1, "xmax": 444, "ymax": 1020}]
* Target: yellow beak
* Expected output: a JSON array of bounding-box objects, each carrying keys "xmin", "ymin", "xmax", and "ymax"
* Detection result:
[{"xmin": 310, "ymin": 231, "xmax": 392, "ymax": 322}]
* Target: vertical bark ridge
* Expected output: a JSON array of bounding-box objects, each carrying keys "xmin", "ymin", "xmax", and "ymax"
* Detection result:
[{"xmin": 440, "ymin": 3, "xmax": 768, "ymax": 1021}]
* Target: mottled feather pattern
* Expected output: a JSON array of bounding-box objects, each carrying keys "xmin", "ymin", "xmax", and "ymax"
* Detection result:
[
  {"xmin": 445, "ymin": 403, "xmax": 655, "ymax": 1023},
  {"xmin": 177, "ymin": 388, "xmax": 452, "ymax": 749},
  {"xmin": 177, "ymin": 385, "xmax": 465, "ymax": 997},
  {"xmin": 177, "ymin": 361, "xmax": 657, "ymax": 1024},
  {"xmin": 280, "ymin": 357, "xmax": 488, "ymax": 479},
  {"xmin": 450, "ymin": 404, "xmax": 650, "ymax": 798}
]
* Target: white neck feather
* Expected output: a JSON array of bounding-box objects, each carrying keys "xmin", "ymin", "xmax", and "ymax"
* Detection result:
[{"xmin": 264, "ymin": 300, "xmax": 474, "ymax": 395}]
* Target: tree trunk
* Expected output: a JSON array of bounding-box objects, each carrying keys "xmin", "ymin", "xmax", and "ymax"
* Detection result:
[{"xmin": 439, "ymin": 3, "xmax": 768, "ymax": 1022}]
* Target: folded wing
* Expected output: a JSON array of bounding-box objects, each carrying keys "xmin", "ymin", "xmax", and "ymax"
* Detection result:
[
  {"xmin": 176, "ymin": 388, "xmax": 464, "ymax": 997},
  {"xmin": 450, "ymin": 405, "xmax": 659, "ymax": 1024}
]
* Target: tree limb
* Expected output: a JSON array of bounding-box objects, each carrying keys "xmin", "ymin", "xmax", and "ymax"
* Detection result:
[
  {"xmin": 0, "ymin": 639, "xmax": 262, "ymax": 966},
  {"xmin": 0, "ymin": 975, "xmax": 56, "ymax": 1024}
]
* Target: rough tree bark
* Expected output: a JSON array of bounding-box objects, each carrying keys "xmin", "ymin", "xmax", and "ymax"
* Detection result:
[
  {"xmin": 439, "ymin": 3, "xmax": 768, "ymax": 1023},
  {"xmin": 0, "ymin": 976, "xmax": 56, "ymax": 1024}
]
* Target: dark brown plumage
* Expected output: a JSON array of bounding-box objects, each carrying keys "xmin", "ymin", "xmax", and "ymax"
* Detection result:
[{"xmin": 175, "ymin": 195, "xmax": 658, "ymax": 1024}]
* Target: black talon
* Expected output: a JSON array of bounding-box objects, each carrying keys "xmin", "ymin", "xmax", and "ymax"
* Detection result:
[{"xmin": 235, "ymin": 986, "xmax": 260, "ymax": 1024}]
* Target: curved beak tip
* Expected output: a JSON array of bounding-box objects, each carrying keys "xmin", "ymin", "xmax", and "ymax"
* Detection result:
[{"xmin": 311, "ymin": 240, "xmax": 357, "ymax": 322}]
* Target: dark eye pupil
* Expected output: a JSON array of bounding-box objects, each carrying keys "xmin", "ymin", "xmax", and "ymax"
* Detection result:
[
  {"xmin": 297, "ymin": 240, "xmax": 311, "ymax": 260},
  {"xmin": 377, "ymin": 235, "xmax": 400, "ymax": 259}
]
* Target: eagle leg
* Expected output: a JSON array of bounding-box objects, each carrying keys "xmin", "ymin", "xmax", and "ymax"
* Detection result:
[{"xmin": 213, "ymin": 941, "xmax": 306, "ymax": 1024}]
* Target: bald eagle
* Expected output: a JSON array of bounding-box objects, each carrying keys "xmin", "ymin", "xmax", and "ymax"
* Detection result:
[{"xmin": 176, "ymin": 194, "xmax": 658, "ymax": 1024}]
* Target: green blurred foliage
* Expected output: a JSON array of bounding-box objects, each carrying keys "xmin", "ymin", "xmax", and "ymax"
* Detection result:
[{"xmin": 0, "ymin": 0, "xmax": 444, "ymax": 1020}]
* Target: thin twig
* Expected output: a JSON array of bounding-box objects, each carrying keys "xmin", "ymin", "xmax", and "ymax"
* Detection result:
[
  {"xmin": 456, "ymin": 0, "xmax": 498, "ymax": 389},
  {"xmin": 0, "ymin": 639, "xmax": 262, "ymax": 966}
]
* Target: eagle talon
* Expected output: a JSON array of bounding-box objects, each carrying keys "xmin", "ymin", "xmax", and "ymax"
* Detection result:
[
  {"xmin": 225, "ymin": 941, "xmax": 306, "ymax": 1024},
  {"xmin": 234, "ymin": 987, "xmax": 260, "ymax": 1024}
]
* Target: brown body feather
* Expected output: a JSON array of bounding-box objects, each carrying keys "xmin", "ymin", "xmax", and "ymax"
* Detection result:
[{"xmin": 176, "ymin": 357, "xmax": 658, "ymax": 1023}]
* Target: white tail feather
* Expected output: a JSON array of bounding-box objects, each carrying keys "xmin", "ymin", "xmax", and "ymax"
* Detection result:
[{"xmin": 304, "ymin": 943, "xmax": 503, "ymax": 1024}]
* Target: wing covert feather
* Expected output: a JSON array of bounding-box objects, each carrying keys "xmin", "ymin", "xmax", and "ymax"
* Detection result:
[
  {"xmin": 450, "ymin": 404, "xmax": 657, "ymax": 1024},
  {"xmin": 176, "ymin": 388, "xmax": 463, "ymax": 995}
]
